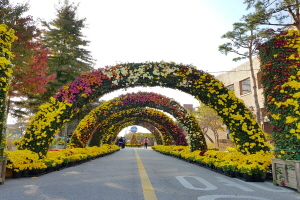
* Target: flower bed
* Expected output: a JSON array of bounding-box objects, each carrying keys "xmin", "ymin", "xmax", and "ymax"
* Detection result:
[
  {"xmin": 152, "ymin": 145, "xmax": 274, "ymax": 182},
  {"xmin": 4, "ymin": 144, "xmax": 119, "ymax": 178}
]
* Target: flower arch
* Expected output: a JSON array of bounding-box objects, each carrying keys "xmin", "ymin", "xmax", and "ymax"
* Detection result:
[
  {"xmin": 259, "ymin": 29, "xmax": 300, "ymax": 159},
  {"xmin": 73, "ymin": 107, "xmax": 187, "ymax": 147},
  {"xmin": 93, "ymin": 119, "xmax": 164, "ymax": 146},
  {"xmin": 19, "ymin": 61, "xmax": 270, "ymax": 156},
  {"xmin": 71, "ymin": 91, "xmax": 205, "ymax": 150},
  {"xmin": 0, "ymin": 24, "xmax": 17, "ymax": 144},
  {"xmin": 90, "ymin": 117, "xmax": 175, "ymax": 146}
]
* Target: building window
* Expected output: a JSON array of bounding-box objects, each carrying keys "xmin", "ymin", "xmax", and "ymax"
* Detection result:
[
  {"xmin": 257, "ymin": 72, "xmax": 262, "ymax": 89},
  {"xmin": 227, "ymin": 84, "xmax": 234, "ymax": 91},
  {"xmin": 240, "ymin": 78, "xmax": 251, "ymax": 95}
]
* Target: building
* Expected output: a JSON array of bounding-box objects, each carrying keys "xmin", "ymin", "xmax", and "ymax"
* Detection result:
[
  {"xmin": 183, "ymin": 104, "xmax": 194, "ymax": 112},
  {"xmin": 216, "ymin": 57, "xmax": 271, "ymax": 135}
]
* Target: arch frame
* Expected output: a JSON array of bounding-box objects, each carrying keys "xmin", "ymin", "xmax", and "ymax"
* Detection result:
[
  {"xmin": 19, "ymin": 62, "xmax": 270, "ymax": 156},
  {"xmin": 100, "ymin": 119, "xmax": 164, "ymax": 146},
  {"xmin": 85, "ymin": 107, "xmax": 187, "ymax": 146},
  {"xmin": 93, "ymin": 117, "xmax": 173, "ymax": 146},
  {"xmin": 72, "ymin": 91, "xmax": 205, "ymax": 150}
]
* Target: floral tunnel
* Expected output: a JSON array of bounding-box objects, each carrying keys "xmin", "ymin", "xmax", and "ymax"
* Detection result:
[
  {"xmin": 96, "ymin": 109, "xmax": 183, "ymax": 145},
  {"xmin": 109, "ymin": 120, "xmax": 164, "ymax": 145},
  {"xmin": 72, "ymin": 107, "xmax": 187, "ymax": 147},
  {"xmin": 19, "ymin": 61, "xmax": 270, "ymax": 157},
  {"xmin": 70, "ymin": 91, "xmax": 205, "ymax": 151},
  {"xmin": 89, "ymin": 116, "xmax": 174, "ymax": 147},
  {"xmin": 90, "ymin": 119, "xmax": 165, "ymax": 146}
]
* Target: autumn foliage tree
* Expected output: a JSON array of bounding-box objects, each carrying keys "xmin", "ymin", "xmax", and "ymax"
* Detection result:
[
  {"xmin": 192, "ymin": 104, "xmax": 225, "ymax": 146},
  {"xmin": 131, "ymin": 134, "xmax": 138, "ymax": 145},
  {"xmin": 0, "ymin": 0, "xmax": 56, "ymax": 117},
  {"xmin": 11, "ymin": 40, "xmax": 55, "ymax": 96}
]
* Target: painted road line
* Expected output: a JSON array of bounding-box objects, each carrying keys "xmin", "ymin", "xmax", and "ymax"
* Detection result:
[{"xmin": 135, "ymin": 149, "xmax": 157, "ymax": 200}]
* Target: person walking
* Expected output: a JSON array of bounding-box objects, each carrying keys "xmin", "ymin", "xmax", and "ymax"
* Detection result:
[
  {"xmin": 143, "ymin": 137, "xmax": 148, "ymax": 149},
  {"xmin": 122, "ymin": 137, "xmax": 126, "ymax": 149},
  {"xmin": 118, "ymin": 137, "xmax": 124, "ymax": 148}
]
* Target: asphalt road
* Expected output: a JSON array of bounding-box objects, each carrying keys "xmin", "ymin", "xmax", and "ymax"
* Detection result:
[{"xmin": 1, "ymin": 148, "xmax": 299, "ymax": 200}]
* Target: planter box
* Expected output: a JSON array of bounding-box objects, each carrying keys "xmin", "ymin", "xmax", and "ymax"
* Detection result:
[
  {"xmin": 272, "ymin": 158, "xmax": 300, "ymax": 192},
  {"xmin": 0, "ymin": 156, "xmax": 7, "ymax": 184}
]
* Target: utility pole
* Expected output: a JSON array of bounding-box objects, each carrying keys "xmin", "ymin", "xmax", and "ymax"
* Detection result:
[{"xmin": 64, "ymin": 123, "xmax": 68, "ymax": 149}]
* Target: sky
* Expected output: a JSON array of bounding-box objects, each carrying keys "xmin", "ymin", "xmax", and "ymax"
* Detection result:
[{"xmin": 10, "ymin": 0, "xmax": 250, "ymax": 135}]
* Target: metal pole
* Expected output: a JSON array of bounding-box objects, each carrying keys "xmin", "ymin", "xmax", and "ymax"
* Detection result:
[{"xmin": 64, "ymin": 123, "xmax": 68, "ymax": 149}]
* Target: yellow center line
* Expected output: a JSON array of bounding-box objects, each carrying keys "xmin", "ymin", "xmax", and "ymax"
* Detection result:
[{"xmin": 134, "ymin": 149, "xmax": 157, "ymax": 200}]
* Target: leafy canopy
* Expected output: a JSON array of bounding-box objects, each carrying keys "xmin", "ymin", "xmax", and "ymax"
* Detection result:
[
  {"xmin": 0, "ymin": 0, "xmax": 56, "ymax": 118},
  {"xmin": 243, "ymin": 0, "xmax": 300, "ymax": 30},
  {"xmin": 40, "ymin": 0, "xmax": 95, "ymax": 99}
]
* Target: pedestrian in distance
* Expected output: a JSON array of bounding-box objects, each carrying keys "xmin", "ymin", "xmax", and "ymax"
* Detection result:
[
  {"xmin": 118, "ymin": 137, "xmax": 124, "ymax": 148},
  {"xmin": 122, "ymin": 137, "xmax": 126, "ymax": 149},
  {"xmin": 143, "ymin": 137, "xmax": 148, "ymax": 149}
]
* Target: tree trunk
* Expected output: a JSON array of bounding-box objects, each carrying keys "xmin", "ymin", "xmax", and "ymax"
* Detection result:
[
  {"xmin": 213, "ymin": 130, "xmax": 219, "ymax": 147},
  {"xmin": 205, "ymin": 133, "xmax": 214, "ymax": 143},
  {"xmin": 202, "ymin": 128, "xmax": 214, "ymax": 143},
  {"xmin": 249, "ymin": 38, "xmax": 261, "ymax": 124},
  {"xmin": 2, "ymin": 97, "xmax": 11, "ymax": 144},
  {"xmin": 249, "ymin": 57, "xmax": 261, "ymax": 123}
]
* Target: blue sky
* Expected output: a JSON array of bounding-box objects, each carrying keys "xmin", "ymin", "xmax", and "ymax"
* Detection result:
[{"xmin": 11, "ymin": 0, "xmax": 251, "ymax": 134}]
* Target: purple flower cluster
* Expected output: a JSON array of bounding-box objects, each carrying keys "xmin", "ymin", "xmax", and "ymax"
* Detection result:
[{"xmin": 54, "ymin": 70, "xmax": 109, "ymax": 103}]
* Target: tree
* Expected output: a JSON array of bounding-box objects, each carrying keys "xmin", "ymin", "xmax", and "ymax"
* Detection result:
[
  {"xmin": 131, "ymin": 133, "xmax": 138, "ymax": 145},
  {"xmin": 40, "ymin": 0, "xmax": 95, "ymax": 99},
  {"xmin": 123, "ymin": 131, "xmax": 133, "ymax": 142},
  {"xmin": 192, "ymin": 105, "xmax": 224, "ymax": 146},
  {"xmin": 218, "ymin": 22, "xmax": 272, "ymax": 124},
  {"xmin": 136, "ymin": 132, "xmax": 154, "ymax": 145},
  {"xmin": 243, "ymin": 0, "xmax": 300, "ymax": 30},
  {"xmin": 0, "ymin": 0, "xmax": 56, "ymax": 118},
  {"xmin": 9, "ymin": 39, "xmax": 56, "ymax": 117},
  {"xmin": 124, "ymin": 131, "xmax": 155, "ymax": 145}
]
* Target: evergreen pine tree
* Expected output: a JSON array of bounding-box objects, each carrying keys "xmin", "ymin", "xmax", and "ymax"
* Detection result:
[{"xmin": 40, "ymin": 0, "xmax": 95, "ymax": 99}]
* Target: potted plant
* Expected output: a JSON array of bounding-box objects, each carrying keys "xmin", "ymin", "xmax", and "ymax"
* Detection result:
[{"xmin": 6, "ymin": 150, "xmax": 47, "ymax": 178}]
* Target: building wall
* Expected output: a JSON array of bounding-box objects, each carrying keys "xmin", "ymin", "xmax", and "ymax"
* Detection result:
[
  {"xmin": 183, "ymin": 104, "xmax": 194, "ymax": 112},
  {"xmin": 216, "ymin": 57, "xmax": 271, "ymax": 135},
  {"xmin": 184, "ymin": 59, "xmax": 272, "ymax": 146},
  {"xmin": 216, "ymin": 58, "xmax": 263, "ymax": 109}
]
